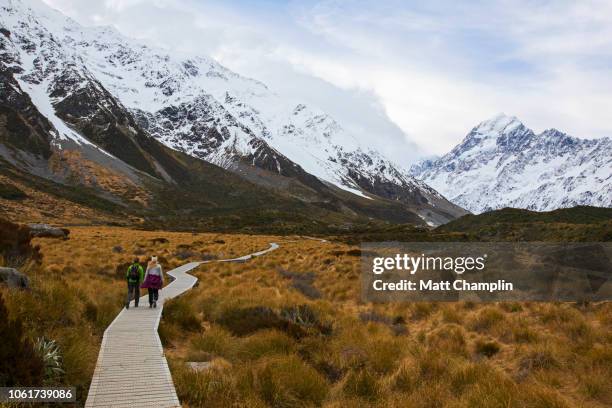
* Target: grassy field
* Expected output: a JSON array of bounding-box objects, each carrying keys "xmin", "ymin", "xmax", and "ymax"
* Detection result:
[
  {"xmin": 1, "ymin": 225, "xmax": 611, "ymax": 407},
  {"xmin": 161, "ymin": 239, "xmax": 612, "ymax": 407},
  {"xmin": 0, "ymin": 226, "xmax": 274, "ymax": 403}
]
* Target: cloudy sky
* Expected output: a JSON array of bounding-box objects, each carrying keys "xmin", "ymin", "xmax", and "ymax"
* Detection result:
[{"xmin": 44, "ymin": 0, "xmax": 612, "ymax": 160}]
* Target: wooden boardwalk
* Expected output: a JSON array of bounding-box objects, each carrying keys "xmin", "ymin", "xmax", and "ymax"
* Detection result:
[{"xmin": 85, "ymin": 243, "xmax": 279, "ymax": 408}]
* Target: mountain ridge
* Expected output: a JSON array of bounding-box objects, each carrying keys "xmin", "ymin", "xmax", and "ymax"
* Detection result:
[
  {"xmin": 410, "ymin": 113, "xmax": 611, "ymax": 214},
  {"xmin": 0, "ymin": 0, "xmax": 466, "ymax": 228}
]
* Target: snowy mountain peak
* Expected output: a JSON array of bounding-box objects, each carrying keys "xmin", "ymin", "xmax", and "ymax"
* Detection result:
[
  {"xmin": 539, "ymin": 128, "xmax": 568, "ymax": 138},
  {"xmin": 0, "ymin": 0, "xmax": 467, "ymax": 225},
  {"xmin": 473, "ymin": 113, "xmax": 523, "ymax": 135},
  {"xmin": 411, "ymin": 116, "xmax": 611, "ymax": 214}
]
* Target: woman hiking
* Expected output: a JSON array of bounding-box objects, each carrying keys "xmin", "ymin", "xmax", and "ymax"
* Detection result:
[{"xmin": 141, "ymin": 256, "xmax": 164, "ymax": 308}]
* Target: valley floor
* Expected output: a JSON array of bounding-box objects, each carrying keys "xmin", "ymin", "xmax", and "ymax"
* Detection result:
[{"xmin": 1, "ymin": 226, "xmax": 611, "ymax": 407}]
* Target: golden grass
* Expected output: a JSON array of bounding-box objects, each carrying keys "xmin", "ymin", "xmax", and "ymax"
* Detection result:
[
  {"xmin": 161, "ymin": 239, "xmax": 612, "ymax": 407},
  {"xmin": 0, "ymin": 226, "xmax": 279, "ymax": 405},
  {"xmin": 2, "ymin": 227, "xmax": 610, "ymax": 407},
  {"xmin": 0, "ymin": 175, "xmax": 126, "ymax": 225}
]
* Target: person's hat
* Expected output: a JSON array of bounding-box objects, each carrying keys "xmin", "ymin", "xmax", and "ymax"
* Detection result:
[{"xmin": 151, "ymin": 256, "xmax": 158, "ymax": 262}]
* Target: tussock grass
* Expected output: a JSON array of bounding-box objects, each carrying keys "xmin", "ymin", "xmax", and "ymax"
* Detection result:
[
  {"xmin": 0, "ymin": 226, "xmax": 275, "ymax": 404},
  {"xmin": 2, "ymin": 227, "xmax": 610, "ymax": 407},
  {"xmin": 162, "ymin": 239, "xmax": 611, "ymax": 407},
  {"xmin": 427, "ymin": 324, "xmax": 468, "ymax": 356}
]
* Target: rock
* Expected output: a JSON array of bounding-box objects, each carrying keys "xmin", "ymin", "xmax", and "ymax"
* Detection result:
[
  {"xmin": 28, "ymin": 224, "xmax": 69, "ymax": 239},
  {"xmin": 112, "ymin": 245, "xmax": 123, "ymax": 253},
  {"xmin": 0, "ymin": 267, "xmax": 30, "ymax": 289}
]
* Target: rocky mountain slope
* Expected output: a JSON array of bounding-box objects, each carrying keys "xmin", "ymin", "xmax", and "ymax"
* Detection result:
[
  {"xmin": 411, "ymin": 114, "xmax": 611, "ymax": 214},
  {"xmin": 0, "ymin": 0, "xmax": 466, "ymax": 228}
]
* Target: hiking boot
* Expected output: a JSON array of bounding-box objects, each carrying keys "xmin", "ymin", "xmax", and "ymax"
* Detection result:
[
  {"xmin": 153, "ymin": 301, "xmax": 157, "ymax": 308},
  {"xmin": 126, "ymin": 303, "xmax": 130, "ymax": 309}
]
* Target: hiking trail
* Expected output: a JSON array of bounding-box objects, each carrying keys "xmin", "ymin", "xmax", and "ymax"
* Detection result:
[{"xmin": 85, "ymin": 243, "xmax": 279, "ymax": 408}]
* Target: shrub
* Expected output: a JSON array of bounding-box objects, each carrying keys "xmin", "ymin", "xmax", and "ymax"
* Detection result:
[
  {"xmin": 516, "ymin": 383, "xmax": 571, "ymax": 408},
  {"xmin": 158, "ymin": 319, "xmax": 180, "ymax": 347},
  {"xmin": 427, "ymin": 324, "xmax": 467, "ymax": 355},
  {"xmin": 0, "ymin": 182, "xmax": 27, "ymax": 200},
  {"xmin": 393, "ymin": 352, "xmax": 453, "ymax": 394},
  {"xmin": 450, "ymin": 361, "xmax": 493, "ymax": 396},
  {"xmin": 411, "ymin": 303, "xmax": 435, "ymax": 320},
  {"xmin": 59, "ymin": 328, "xmax": 97, "ymax": 398},
  {"xmin": 511, "ymin": 319, "xmax": 538, "ymax": 343},
  {"xmin": 458, "ymin": 367, "xmax": 516, "ymax": 407},
  {"xmin": 216, "ymin": 304, "xmax": 325, "ymax": 338},
  {"xmin": 238, "ymin": 330, "xmax": 295, "ymax": 360},
  {"xmin": 0, "ymin": 218, "xmax": 42, "ymax": 266},
  {"xmin": 173, "ymin": 361, "xmax": 238, "ymax": 407},
  {"xmin": 578, "ymin": 368, "xmax": 610, "ymax": 402},
  {"xmin": 191, "ymin": 326, "xmax": 238, "ymax": 359},
  {"xmin": 368, "ymin": 338, "xmax": 404, "ymax": 375},
  {"xmin": 440, "ymin": 306, "xmax": 463, "ymax": 324},
  {"xmin": 540, "ymin": 304, "xmax": 581, "ymax": 325},
  {"xmin": 84, "ymin": 301, "xmax": 98, "ymax": 323},
  {"xmin": 0, "ymin": 294, "xmax": 44, "ymax": 386},
  {"xmin": 250, "ymin": 356, "xmax": 329, "ymax": 406},
  {"xmin": 359, "ymin": 310, "xmax": 392, "ymax": 325},
  {"xmin": 392, "ymin": 360, "xmax": 418, "ymax": 393},
  {"xmin": 291, "ymin": 280, "xmax": 322, "ymax": 300},
  {"xmin": 415, "ymin": 352, "xmax": 452, "ymax": 382},
  {"xmin": 150, "ymin": 237, "xmax": 169, "ymax": 244},
  {"xmin": 163, "ymin": 297, "xmax": 201, "ymax": 332},
  {"xmin": 500, "ymin": 302, "xmax": 523, "ymax": 313},
  {"xmin": 216, "ymin": 306, "xmax": 287, "ymax": 337},
  {"xmin": 469, "ymin": 307, "xmax": 505, "ymax": 333},
  {"xmin": 342, "ymin": 368, "xmax": 380, "ymax": 401},
  {"xmin": 518, "ymin": 346, "xmax": 559, "ymax": 378},
  {"xmin": 277, "ymin": 269, "xmax": 322, "ymax": 299},
  {"xmin": 280, "ymin": 304, "xmax": 319, "ymax": 328},
  {"xmin": 474, "ymin": 339, "xmax": 501, "ymax": 358},
  {"xmin": 34, "ymin": 338, "xmax": 64, "ymax": 384}
]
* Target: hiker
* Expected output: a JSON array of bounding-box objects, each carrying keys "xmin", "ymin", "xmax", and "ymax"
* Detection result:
[
  {"xmin": 125, "ymin": 258, "xmax": 144, "ymax": 309},
  {"xmin": 141, "ymin": 256, "xmax": 164, "ymax": 308}
]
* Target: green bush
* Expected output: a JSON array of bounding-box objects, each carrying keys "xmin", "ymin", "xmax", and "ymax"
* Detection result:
[{"xmin": 34, "ymin": 337, "xmax": 64, "ymax": 384}]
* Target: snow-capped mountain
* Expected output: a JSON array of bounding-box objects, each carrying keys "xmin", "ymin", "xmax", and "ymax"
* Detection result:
[
  {"xmin": 0, "ymin": 0, "xmax": 466, "ymax": 226},
  {"xmin": 0, "ymin": 0, "xmax": 466, "ymax": 224},
  {"xmin": 411, "ymin": 114, "xmax": 612, "ymax": 213}
]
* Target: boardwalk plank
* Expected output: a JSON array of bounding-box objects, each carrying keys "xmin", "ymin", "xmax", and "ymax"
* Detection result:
[{"xmin": 85, "ymin": 244, "xmax": 278, "ymax": 407}]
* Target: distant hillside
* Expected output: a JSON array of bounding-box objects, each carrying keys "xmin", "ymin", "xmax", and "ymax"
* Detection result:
[
  {"xmin": 332, "ymin": 206, "xmax": 612, "ymax": 244},
  {"xmin": 436, "ymin": 206, "xmax": 612, "ymax": 242}
]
